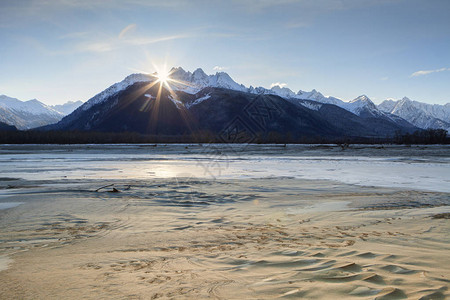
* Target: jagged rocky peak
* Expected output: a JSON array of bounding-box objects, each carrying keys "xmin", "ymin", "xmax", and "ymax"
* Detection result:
[
  {"xmin": 192, "ymin": 68, "xmax": 208, "ymax": 78},
  {"xmin": 208, "ymin": 71, "xmax": 246, "ymax": 91},
  {"xmin": 345, "ymin": 95, "xmax": 383, "ymax": 117},
  {"xmin": 169, "ymin": 67, "xmax": 192, "ymax": 79},
  {"xmin": 378, "ymin": 99, "xmax": 397, "ymax": 112},
  {"xmin": 170, "ymin": 67, "xmax": 192, "ymax": 81},
  {"xmin": 270, "ymin": 85, "xmax": 296, "ymax": 98},
  {"xmin": 351, "ymin": 95, "xmax": 377, "ymax": 108},
  {"xmin": 248, "ymin": 86, "xmax": 267, "ymax": 94},
  {"xmin": 351, "ymin": 95, "xmax": 372, "ymax": 103},
  {"xmin": 212, "ymin": 71, "xmax": 233, "ymax": 83},
  {"xmin": 123, "ymin": 73, "xmax": 153, "ymax": 83},
  {"xmin": 191, "ymin": 68, "xmax": 209, "ymax": 86},
  {"xmin": 296, "ymin": 89, "xmax": 326, "ymax": 101}
]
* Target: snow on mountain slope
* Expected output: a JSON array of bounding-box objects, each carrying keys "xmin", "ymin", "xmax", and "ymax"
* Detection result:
[
  {"xmin": 266, "ymin": 86, "xmax": 386, "ymax": 118},
  {"xmin": 168, "ymin": 95, "xmax": 184, "ymax": 109},
  {"xmin": 267, "ymin": 85, "xmax": 297, "ymax": 98},
  {"xmin": 345, "ymin": 95, "xmax": 384, "ymax": 117},
  {"xmin": 0, "ymin": 105, "xmax": 23, "ymax": 128},
  {"xmin": 297, "ymin": 89, "xmax": 340, "ymax": 104},
  {"xmin": 378, "ymin": 97, "xmax": 450, "ymax": 131},
  {"xmin": 81, "ymin": 74, "xmax": 153, "ymax": 111},
  {"xmin": 0, "ymin": 95, "xmax": 62, "ymax": 117},
  {"xmin": 0, "ymin": 95, "xmax": 64, "ymax": 129},
  {"xmin": 264, "ymin": 84, "xmax": 387, "ymax": 118},
  {"xmin": 403, "ymin": 98, "xmax": 450, "ymax": 122},
  {"xmin": 77, "ymin": 67, "xmax": 249, "ymax": 113},
  {"xmin": 185, "ymin": 94, "xmax": 211, "ymax": 109},
  {"xmin": 377, "ymin": 99, "xmax": 397, "ymax": 113}
]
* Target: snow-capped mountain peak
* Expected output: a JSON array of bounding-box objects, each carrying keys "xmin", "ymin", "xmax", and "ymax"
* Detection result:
[
  {"xmin": 378, "ymin": 99, "xmax": 396, "ymax": 112},
  {"xmin": 0, "ymin": 95, "xmax": 64, "ymax": 129},
  {"xmin": 346, "ymin": 95, "xmax": 381, "ymax": 116},
  {"xmin": 296, "ymin": 89, "xmax": 326, "ymax": 101},
  {"xmin": 351, "ymin": 95, "xmax": 372, "ymax": 103},
  {"xmin": 168, "ymin": 67, "xmax": 247, "ymax": 92},
  {"xmin": 191, "ymin": 68, "xmax": 209, "ymax": 85},
  {"xmin": 401, "ymin": 96, "xmax": 411, "ymax": 102},
  {"xmin": 269, "ymin": 85, "xmax": 297, "ymax": 98},
  {"xmin": 0, "ymin": 95, "xmax": 62, "ymax": 116},
  {"xmin": 81, "ymin": 73, "xmax": 153, "ymax": 111},
  {"xmin": 170, "ymin": 67, "xmax": 192, "ymax": 82},
  {"xmin": 378, "ymin": 96, "xmax": 450, "ymax": 131},
  {"xmin": 78, "ymin": 67, "xmax": 250, "ymax": 112}
]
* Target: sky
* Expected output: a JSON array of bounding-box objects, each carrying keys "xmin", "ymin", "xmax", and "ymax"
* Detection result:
[{"xmin": 0, "ymin": 0, "xmax": 449, "ymax": 105}]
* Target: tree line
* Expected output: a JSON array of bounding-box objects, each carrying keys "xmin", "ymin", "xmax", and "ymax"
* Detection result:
[{"xmin": 0, "ymin": 129, "xmax": 448, "ymax": 144}]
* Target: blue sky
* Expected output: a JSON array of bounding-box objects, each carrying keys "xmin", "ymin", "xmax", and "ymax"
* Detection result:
[{"xmin": 1, "ymin": 0, "xmax": 449, "ymax": 105}]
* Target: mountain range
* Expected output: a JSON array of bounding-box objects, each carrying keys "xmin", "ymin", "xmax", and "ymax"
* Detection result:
[
  {"xmin": 0, "ymin": 95, "xmax": 82, "ymax": 130},
  {"xmin": 1, "ymin": 68, "xmax": 448, "ymax": 140},
  {"xmin": 42, "ymin": 68, "xmax": 418, "ymax": 140}
]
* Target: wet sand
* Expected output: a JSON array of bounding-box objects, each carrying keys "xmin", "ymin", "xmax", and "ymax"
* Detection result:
[{"xmin": 0, "ymin": 145, "xmax": 449, "ymax": 299}]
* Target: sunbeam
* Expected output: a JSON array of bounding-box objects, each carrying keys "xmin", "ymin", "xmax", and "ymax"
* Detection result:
[{"xmin": 126, "ymin": 59, "xmax": 200, "ymax": 135}]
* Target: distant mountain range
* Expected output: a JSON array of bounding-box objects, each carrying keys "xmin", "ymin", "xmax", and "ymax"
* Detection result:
[
  {"xmin": 50, "ymin": 100, "xmax": 84, "ymax": 115},
  {"xmin": 0, "ymin": 95, "xmax": 82, "ymax": 130},
  {"xmin": 2, "ymin": 68, "xmax": 448, "ymax": 140}
]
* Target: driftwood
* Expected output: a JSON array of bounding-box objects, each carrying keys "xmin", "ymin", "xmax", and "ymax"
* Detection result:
[
  {"xmin": 95, "ymin": 184, "xmax": 114, "ymax": 192},
  {"xmin": 95, "ymin": 184, "xmax": 129, "ymax": 193}
]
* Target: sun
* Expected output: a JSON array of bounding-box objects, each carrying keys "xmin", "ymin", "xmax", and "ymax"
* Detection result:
[{"xmin": 156, "ymin": 69, "xmax": 171, "ymax": 86}]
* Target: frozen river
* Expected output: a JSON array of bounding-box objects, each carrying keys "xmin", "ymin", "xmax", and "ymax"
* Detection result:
[{"xmin": 1, "ymin": 144, "xmax": 449, "ymax": 193}]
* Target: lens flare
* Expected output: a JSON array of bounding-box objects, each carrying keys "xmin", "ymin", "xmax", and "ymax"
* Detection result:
[{"xmin": 156, "ymin": 69, "xmax": 171, "ymax": 86}]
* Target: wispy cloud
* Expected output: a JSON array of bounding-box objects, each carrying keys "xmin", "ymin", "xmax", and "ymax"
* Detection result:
[
  {"xmin": 213, "ymin": 66, "xmax": 228, "ymax": 71},
  {"xmin": 118, "ymin": 24, "xmax": 137, "ymax": 39},
  {"xmin": 410, "ymin": 67, "xmax": 450, "ymax": 77},
  {"xmin": 70, "ymin": 23, "xmax": 191, "ymax": 53},
  {"xmin": 380, "ymin": 76, "xmax": 389, "ymax": 81},
  {"xmin": 270, "ymin": 82, "xmax": 288, "ymax": 88},
  {"xmin": 73, "ymin": 34, "xmax": 190, "ymax": 53},
  {"xmin": 27, "ymin": 29, "xmax": 191, "ymax": 56},
  {"xmin": 125, "ymin": 34, "xmax": 190, "ymax": 46}
]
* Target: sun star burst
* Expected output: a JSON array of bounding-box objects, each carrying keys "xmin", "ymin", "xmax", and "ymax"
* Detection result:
[{"xmin": 156, "ymin": 69, "xmax": 171, "ymax": 86}]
